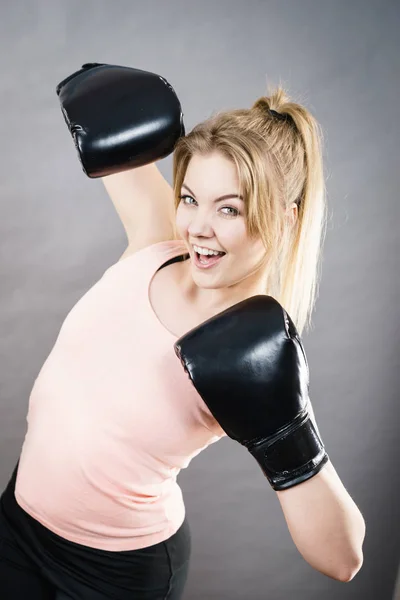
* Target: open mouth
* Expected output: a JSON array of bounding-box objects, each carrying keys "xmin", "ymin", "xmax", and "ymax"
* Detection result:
[{"xmin": 193, "ymin": 249, "xmax": 226, "ymax": 269}]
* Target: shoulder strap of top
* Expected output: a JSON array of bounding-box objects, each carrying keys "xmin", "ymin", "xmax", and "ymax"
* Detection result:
[{"xmin": 156, "ymin": 251, "xmax": 190, "ymax": 273}]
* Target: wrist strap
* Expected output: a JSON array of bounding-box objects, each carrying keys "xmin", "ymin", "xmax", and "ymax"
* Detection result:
[{"xmin": 247, "ymin": 413, "xmax": 329, "ymax": 491}]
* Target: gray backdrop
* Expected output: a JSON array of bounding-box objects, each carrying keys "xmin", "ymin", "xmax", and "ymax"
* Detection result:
[{"xmin": 0, "ymin": 1, "xmax": 399, "ymax": 599}]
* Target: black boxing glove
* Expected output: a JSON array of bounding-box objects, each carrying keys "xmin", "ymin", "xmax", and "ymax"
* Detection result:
[
  {"xmin": 174, "ymin": 295, "xmax": 329, "ymax": 491},
  {"xmin": 56, "ymin": 62, "xmax": 184, "ymax": 178}
]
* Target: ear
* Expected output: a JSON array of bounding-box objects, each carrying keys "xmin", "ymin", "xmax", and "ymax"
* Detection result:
[{"xmin": 285, "ymin": 202, "xmax": 298, "ymax": 226}]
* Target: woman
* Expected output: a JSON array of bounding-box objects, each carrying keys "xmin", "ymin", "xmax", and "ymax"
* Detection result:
[{"xmin": 0, "ymin": 64, "xmax": 365, "ymax": 599}]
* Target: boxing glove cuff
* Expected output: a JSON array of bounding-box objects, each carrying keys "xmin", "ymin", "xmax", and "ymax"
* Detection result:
[{"xmin": 246, "ymin": 410, "xmax": 329, "ymax": 491}]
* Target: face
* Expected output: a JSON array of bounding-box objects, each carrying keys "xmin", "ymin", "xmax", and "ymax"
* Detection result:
[{"xmin": 175, "ymin": 151, "xmax": 269, "ymax": 300}]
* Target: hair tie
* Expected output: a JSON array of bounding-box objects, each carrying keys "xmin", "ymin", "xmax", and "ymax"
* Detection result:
[{"xmin": 269, "ymin": 109, "xmax": 288, "ymax": 121}]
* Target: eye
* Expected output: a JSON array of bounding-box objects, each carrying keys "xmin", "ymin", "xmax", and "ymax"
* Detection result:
[
  {"xmin": 179, "ymin": 194, "xmax": 196, "ymax": 205},
  {"xmin": 220, "ymin": 206, "xmax": 239, "ymax": 217}
]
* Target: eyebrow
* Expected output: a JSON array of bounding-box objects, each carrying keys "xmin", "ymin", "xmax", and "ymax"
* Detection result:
[{"xmin": 181, "ymin": 183, "xmax": 244, "ymax": 203}]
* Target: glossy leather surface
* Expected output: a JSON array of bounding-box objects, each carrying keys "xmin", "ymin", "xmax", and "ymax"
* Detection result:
[
  {"xmin": 175, "ymin": 295, "xmax": 328, "ymax": 490},
  {"xmin": 56, "ymin": 62, "xmax": 184, "ymax": 178}
]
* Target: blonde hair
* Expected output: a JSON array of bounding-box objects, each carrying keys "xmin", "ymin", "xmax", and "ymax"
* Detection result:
[{"xmin": 172, "ymin": 86, "xmax": 327, "ymax": 336}]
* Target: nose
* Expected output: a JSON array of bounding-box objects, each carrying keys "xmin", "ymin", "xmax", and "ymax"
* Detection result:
[{"xmin": 187, "ymin": 208, "xmax": 214, "ymax": 238}]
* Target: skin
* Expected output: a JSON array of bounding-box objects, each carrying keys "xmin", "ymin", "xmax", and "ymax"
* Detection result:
[{"xmin": 175, "ymin": 151, "xmax": 298, "ymax": 316}]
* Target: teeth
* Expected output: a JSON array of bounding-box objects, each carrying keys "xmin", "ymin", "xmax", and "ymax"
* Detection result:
[{"xmin": 193, "ymin": 245, "xmax": 224, "ymax": 256}]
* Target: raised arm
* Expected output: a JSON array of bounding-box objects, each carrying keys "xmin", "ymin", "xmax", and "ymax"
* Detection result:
[
  {"xmin": 101, "ymin": 163, "xmax": 176, "ymax": 252},
  {"xmin": 56, "ymin": 62, "xmax": 184, "ymax": 252}
]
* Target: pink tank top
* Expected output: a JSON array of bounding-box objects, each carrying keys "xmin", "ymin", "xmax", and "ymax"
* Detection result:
[{"xmin": 15, "ymin": 240, "xmax": 226, "ymax": 551}]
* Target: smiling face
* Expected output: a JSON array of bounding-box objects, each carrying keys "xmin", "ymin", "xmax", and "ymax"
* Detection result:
[{"xmin": 175, "ymin": 151, "xmax": 270, "ymax": 301}]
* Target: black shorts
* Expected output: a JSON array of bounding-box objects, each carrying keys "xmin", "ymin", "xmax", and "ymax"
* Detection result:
[{"xmin": 0, "ymin": 462, "xmax": 191, "ymax": 600}]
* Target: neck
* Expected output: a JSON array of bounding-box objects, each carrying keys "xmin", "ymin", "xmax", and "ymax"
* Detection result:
[{"xmin": 179, "ymin": 257, "xmax": 270, "ymax": 318}]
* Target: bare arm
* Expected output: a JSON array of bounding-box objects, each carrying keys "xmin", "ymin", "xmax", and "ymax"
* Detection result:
[
  {"xmin": 276, "ymin": 459, "xmax": 366, "ymax": 582},
  {"xmin": 277, "ymin": 401, "xmax": 365, "ymax": 582},
  {"xmin": 102, "ymin": 163, "xmax": 177, "ymax": 251}
]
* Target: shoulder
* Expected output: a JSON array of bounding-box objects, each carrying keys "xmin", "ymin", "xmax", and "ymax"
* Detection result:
[{"xmin": 117, "ymin": 237, "xmax": 185, "ymax": 264}]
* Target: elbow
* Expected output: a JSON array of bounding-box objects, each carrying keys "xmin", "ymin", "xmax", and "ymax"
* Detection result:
[
  {"xmin": 336, "ymin": 553, "xmax": 364, "ymax": 583},
  {"xmin": 307, "ymin": 552, "xmax": 364, "ymax": 583},
  {"xmin": 337, "ymin": 517, "xmax": 366, "ymax": 582},
  {"xmin": 301, "ymin": 547, "xmax": 364, "ymax": 583}
]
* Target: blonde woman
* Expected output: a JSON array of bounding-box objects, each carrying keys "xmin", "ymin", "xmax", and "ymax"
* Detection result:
[{"xmin": 0, "ymin": 63, "xmax": 365, "ymax": 600}]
